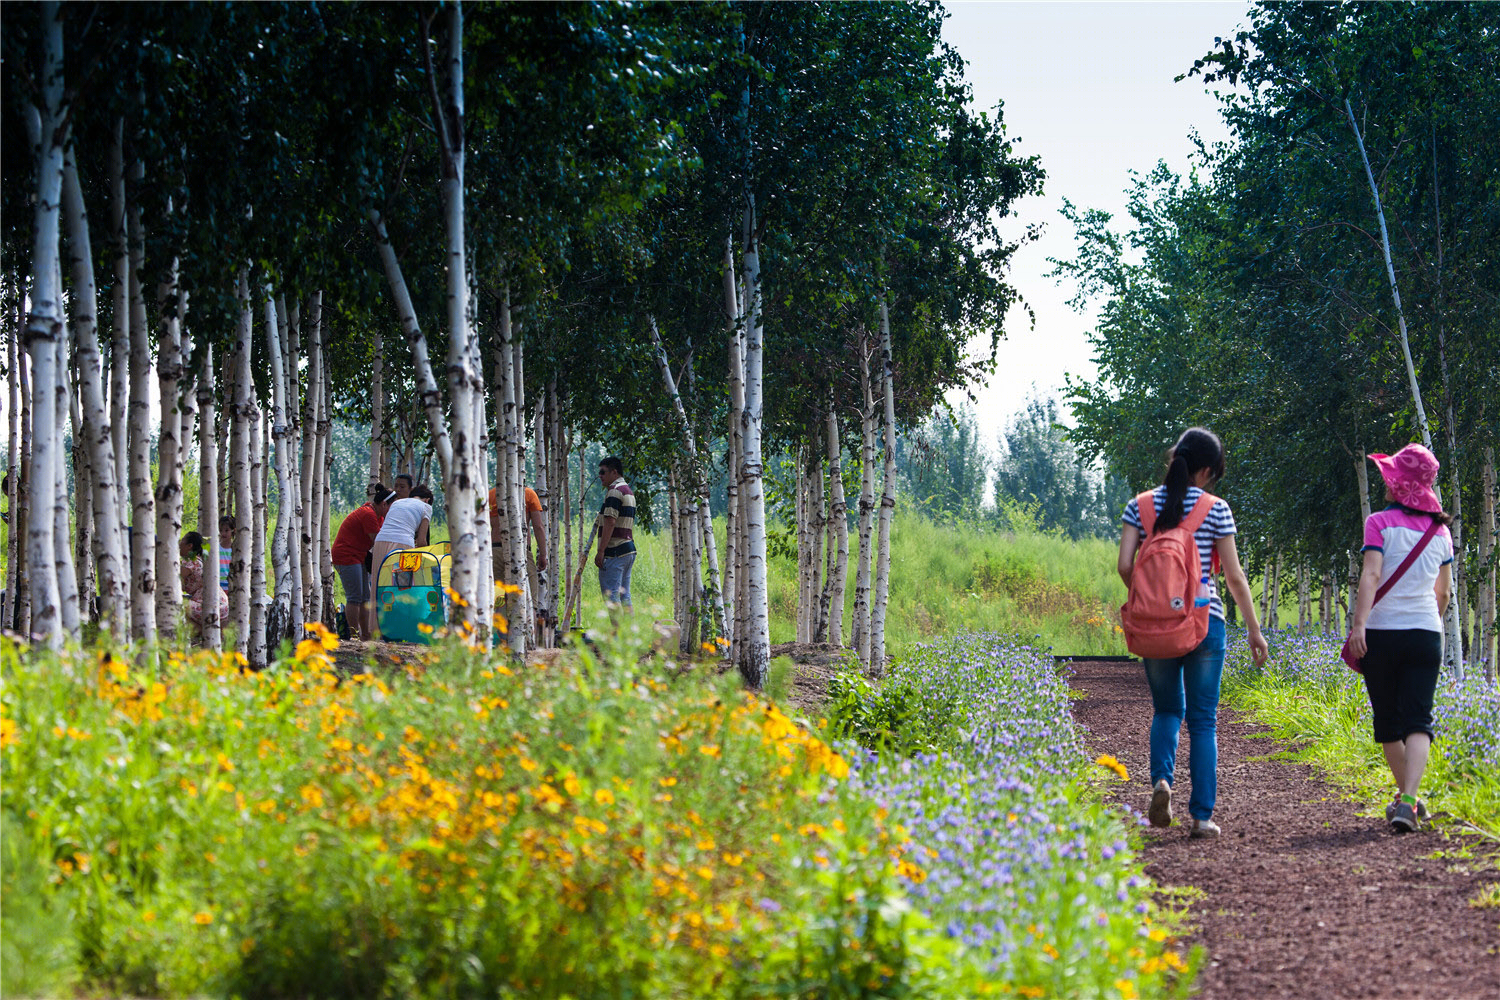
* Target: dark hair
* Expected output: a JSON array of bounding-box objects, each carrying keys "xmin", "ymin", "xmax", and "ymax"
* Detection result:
[
  {"xmin": 1391, "ymin": 501, "xmax": 1455, "ymax": 527},
  {"xmin": 219, "ymin": 515, "xmax": 235, "ymax": 530},
  {"xmin": 396, "ymin": 473, "xmax": 415, "ymax": 486},
  {"xmin": 182, "ymin": 531, "xmax": 205, "ymax": 558},
  {"xmin": 599, "ymin": 456, "xmax": 623, "ymax": 476},
  {"xmin": 411, "ymin": 484, "xmax": 434, "ymax": 502},
  {"xmin": 1156, "ymin": 427, "xmax": 1226, "ymax": 532},
  {"xmin": 367, "ymin": 482, "xmax": 389, "ymax": 504}
]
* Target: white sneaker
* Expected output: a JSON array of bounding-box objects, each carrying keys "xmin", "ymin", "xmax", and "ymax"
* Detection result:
[{"xmin": 1190, "ymin": 818, "xmax": 1221, "ymax": 839}]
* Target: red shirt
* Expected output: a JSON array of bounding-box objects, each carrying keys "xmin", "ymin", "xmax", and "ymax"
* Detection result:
[{"xmin": 331, "ymin": 504, "xmax": 384, "ymax": 565}]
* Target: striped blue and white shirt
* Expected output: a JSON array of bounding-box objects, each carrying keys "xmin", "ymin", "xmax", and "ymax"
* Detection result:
[{"xmin": 1123, "ymin": 486, "xmax": 1238, "ymax": 619}]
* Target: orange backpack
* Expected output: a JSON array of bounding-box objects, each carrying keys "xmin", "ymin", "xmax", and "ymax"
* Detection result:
[{"xmin": 1120, "ymin": 491, "xmax": 1218, "ymax": 659}]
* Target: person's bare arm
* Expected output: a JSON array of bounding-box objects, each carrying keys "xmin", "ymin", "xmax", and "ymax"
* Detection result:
[
  {"xmin": 1116, "ymin": 524, "xmax": 1140, "ymax": 587},
  {"xmin": 529, "ymin": 508, "xmax": 549, "ymax": 570},
  {"xmin": 1215, "ymin": 534, "xmax": 1268, "ymax": 666},
  {"xmin": 1347, "ymin": 549, "xmax": 1384, "ymax": 659},
  {"xmin": 595, "ymin": 516, "xmax": 615, "ymax": 568},
  {"xmin": 1434, "ymin": 561, "xmax": 1452, "ymax": 615},
  {"xmin": 416, "ymin": 518, "xmax": 430, "ymax": 548}
]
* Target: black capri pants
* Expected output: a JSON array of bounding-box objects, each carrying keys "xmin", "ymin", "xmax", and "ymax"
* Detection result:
[{"xmin": 1360, "ymin": 628, "xmax": 1442, "ymax": 744}]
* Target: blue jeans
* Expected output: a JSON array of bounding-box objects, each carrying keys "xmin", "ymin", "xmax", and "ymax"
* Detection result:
[
  {"xmin": 1142, "ymin": 616, "xmax": 1226, "ymax": 821},
  {"xmin": 598, "ymin": 551, "xmax": 636, "ymax": 607}
]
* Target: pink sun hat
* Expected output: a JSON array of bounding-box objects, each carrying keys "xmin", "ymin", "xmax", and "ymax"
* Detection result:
[{"xmin": 1369, "ymin": 443, "xmax": 1442, "ymax": 514}]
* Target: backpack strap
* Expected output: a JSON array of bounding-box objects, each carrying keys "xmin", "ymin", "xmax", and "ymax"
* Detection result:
[
  {"xmin": 1135, "ymin": 491, "xmax": 1158, "ymax": 535},
  {"xmin": 1184, "ymin": 492, "xmax": 1220, "ymax": 574}
]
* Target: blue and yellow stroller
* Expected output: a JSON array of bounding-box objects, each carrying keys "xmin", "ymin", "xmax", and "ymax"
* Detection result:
[{"xmin": 375, "ymin": 544, "xmax": 448, "ymax": 643}]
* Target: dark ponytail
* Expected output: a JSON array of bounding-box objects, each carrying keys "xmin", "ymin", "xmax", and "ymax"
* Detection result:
[
  {"xmin": 1393, "ymin": 501, "xmax": 1454, "ymax": 527},
  {"xmin": 1154, "ymin": 427, "xmax": 1226, "ymax": 532}
]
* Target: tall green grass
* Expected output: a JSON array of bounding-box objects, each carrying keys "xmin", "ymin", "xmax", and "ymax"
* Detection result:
[{"xmin": 323, "ymin": 507, "xmax": 1130, "ymax": 659}]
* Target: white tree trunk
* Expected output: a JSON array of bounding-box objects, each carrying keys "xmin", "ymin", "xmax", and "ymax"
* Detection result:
[
  {"xmin": 23, "ymin": 33, "xmax": 69, "ymax": 650},
  {"xmin": 6, "ymin": 304, "xmax": 20, "ymax": 631},
  {"xmin": 52, "ymin": 293, "xmax": 79, "ymax": 635},
  {"xmin": 812, "ymin": 444, "xmax": 828, "ymax": 642},
  {"xmin": 264, "ymin": 294, "xmax": 294, "ymax": 648},
  {"xmin": 300, "ymin": 292, "xmax": 322, "ymax": 623},
  {"xmin": 275, "ymin": 295, "xmax": 305, "ymax": 639},
  {"xmin": 1479, "ymin": 447, "xmax": 1496, "ymax": 682},
  {"xmin": 198, "ymin": 347, "xmax": 222, "ymax": 651},
  {"xmin": 108, "ymin": 119, "xmax": 129, "ymax": 533},
  {"xmin": 154, "ymin": 252, "xmax": 184, "ymax": 635},
  {"xmin": 249, "ymin": 406, "xmax": 268, "ymax": 668},
  {"xmin": 126, "ymin": 168, "xmax": 156, "ymax": 639},
  {"xmin": 823, "ymin": 400, "xmax": 848, "ymax": 647},
  {"xmin": 531, "ymin": 388, "xmax": 553, "ymax": 645},
  {"xmin": 13, "ymin": 336, "xmax": 32, "ymax": 635},
  {"xmin": 71, "ymin": 360, "xmax": 94, "ymax": 624},
  {"xmin": 737, "ymin": 206, "xmax": 771, "ymax": 687},
  {"xmin": 319, "ymin": 325, "xmax": 336, "ymax": 626},
  {"xmin": 722, "ymin": 237, "xmax": 743, "ymax": 656},
  {"xmin": 853, "ymin": 331, "xmax": 877, "ymax": 667},
  {"xmin": 370, "ymin": 325, "xmax": 384, "ymax": 486},
  {"xmin": 228, "ymin": 273, "xmax": 254, "ymax": 653},
  {"xmin": 870, "ymin": 298, "xmax": 898, "ymax": 675},
  {"xmin": 61, "ymin": 142, "xmax": 130, "ymax": 634}
]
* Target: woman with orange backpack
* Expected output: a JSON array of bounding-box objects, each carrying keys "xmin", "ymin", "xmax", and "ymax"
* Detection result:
[{"xmin": 1117, "ymin": 427, "xmax": 1269, "ymax": 838}]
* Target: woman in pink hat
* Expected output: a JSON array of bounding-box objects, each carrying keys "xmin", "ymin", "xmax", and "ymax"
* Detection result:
[{"xmin": 1346, "ymin": 443, "xmax": 1454, "ymax": 833}]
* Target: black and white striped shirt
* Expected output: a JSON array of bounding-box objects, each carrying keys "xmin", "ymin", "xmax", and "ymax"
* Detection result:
[{"xmin": 1122, "ymin": 486, "xmax": 1238, "ymax": 619}]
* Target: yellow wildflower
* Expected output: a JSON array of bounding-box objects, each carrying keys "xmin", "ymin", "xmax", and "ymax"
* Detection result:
[{"xmin": 193, "ymin": 911, "xmax": 214, "ymax": 925}]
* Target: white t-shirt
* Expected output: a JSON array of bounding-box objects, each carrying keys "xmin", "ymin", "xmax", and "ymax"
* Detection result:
[
  {"xmin": 374, "ymin": 499, "xmax": 432, "ymax": 546},
  {"xmin": 1362, "ymin": 506, "xmax": 1453, "ymax": 631}
]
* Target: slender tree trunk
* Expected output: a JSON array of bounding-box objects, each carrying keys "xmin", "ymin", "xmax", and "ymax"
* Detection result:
[
  {"xmin": 248, "ymin": 405, "xmax": 268, "ymax": 668},
  {"xmin": 737, "ymin": 204, "xmax": 771, "ymax": 688},
  {"xmin": 853, "ymin": 330, "xmax": 877, "ymax": 667},
  {"xmin": 300, "ymin": 293, "xmax": 322, "ymax": 623},
  {"xmin": 531, "ymin": 386, "xmax": 553, "ymax": 645},
  {"xmin": 723, "ymin": 237, "xmax": 743, "ymax": 657},
  {"xmin": 1478, "ymin": 446, "xmax": 1496, "ymax": 682},
  {"xmin": 52, "ymin": 290, "xmax": 79, "ymax": 635},
  {"xmin": 319, "ymin": 322, "xmax": 336, "ymax": 627},
  {"xmin": 503, "ymin": 318, "xmax": 526, "ymax": 649},
  {"xmin": 21, "ymin": 17, "xmax": 67, "ymax": 646},
  {"xmin": 6, "ymin": 300, "xmax": 20, "ymax": 630},
  {"xmin": 1320, "ymin": 569, "xmax": 1333, "ymax": 635},
  {"xmin": 109, "ymin": 119, "xmax": 129, "ymax": 532},
  {"xmin": 824, "ymin": 399, "xmax": 848, "ymax": 647},
  {"xmin": 15, "ymin": 338, "xmax": 31, "ymax": 634},
  {"xmin": 648, "ymin": 315, "xmax": 725, "ymax": 641},
  {"xmin": 126, "ymin": 164, "xmax": 156, "ymax": 639},
  {"xmin": 265, "ymin": 294, "xmax": 294, "ymax": 648},
  {"xmin": 812, "ymin": 442, "xmax": 828, "ymax": 643},
  {"xmin": 71, "ymin": 355, "xmax": 94, "ymax": 623},
  {"xmin": 199, "ymin": 346, "xmax": 221, "ymax": 650},
  {"xmin": 1296, "ymin": 561, "xmax": 1309, "ymax": 632},
  {"xmin": 228, "ymin": 273, "xmax": 254, "ymax": 652},
  {"xmin": 276, "ymin": 296, "xmax": 305, "ymax": 639},
  {"xmin": 493, "ymin": 287, "xmax": 525, "ymax": 651},
  {"xmin": 870, "ymin": 297, "xmax": 898, "ymax": 675},
  {"xmin": 154, "ymin": 251, "xmax": 184, "ymax": 636},
  {"xmin": 369, "ymin": 326, "xmax": 384, "ymax": 487},
  {"xmin": 61, "ymin": 143, "xmax": 129, "ymax": 633}
]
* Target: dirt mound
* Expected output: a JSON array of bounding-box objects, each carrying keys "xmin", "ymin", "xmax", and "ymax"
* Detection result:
[{"xmin": 1068, "ymin": 658, "xmax": 1500, "ymax": 999}]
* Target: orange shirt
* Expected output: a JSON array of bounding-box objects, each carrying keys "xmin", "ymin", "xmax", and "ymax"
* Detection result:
[{"xmin": 488, "ymin": 486, "xmax": 542, "ymax": 531}]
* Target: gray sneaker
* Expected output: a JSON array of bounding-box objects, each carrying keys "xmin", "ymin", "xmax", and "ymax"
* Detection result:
[
  {"xmin": 1390, "ymin": 800, "xmax": 1419, "ymax": 833},
  {"xmin": 1148, "ymin": 780, "xmax": 1172, "ymax": 828},
  {"xmin": 1385, "ymin": 795, "xmax": 1427, "ymax": 822},
  {"xmin": 1190, "ymin": 818, "xmax": 1221, "ymax": 839}
]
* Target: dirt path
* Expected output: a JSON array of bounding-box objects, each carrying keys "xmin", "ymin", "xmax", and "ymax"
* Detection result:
[{"xmin": 1068, "ymin": 658, "xmax": 1500, "ymax": 999}]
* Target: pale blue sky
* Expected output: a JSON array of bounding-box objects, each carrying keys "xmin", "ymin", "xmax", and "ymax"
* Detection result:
[{"xmin": 940, "ymin": 1, "xmax": 1251, "ymax": 443}]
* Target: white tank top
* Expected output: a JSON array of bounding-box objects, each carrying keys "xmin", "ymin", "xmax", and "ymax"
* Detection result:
[{"xmin": 374, "ymin": 499, "xmax": 432, "ymax": 546}]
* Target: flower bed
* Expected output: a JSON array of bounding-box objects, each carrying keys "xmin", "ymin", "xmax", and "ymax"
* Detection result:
[
  {"xmin": 845, "ymin": 634, "xmax": 1192, "ymax": 999},
  {"xmin": 1, "ymin": 626, "xmax": 995, "ymax": 998}
]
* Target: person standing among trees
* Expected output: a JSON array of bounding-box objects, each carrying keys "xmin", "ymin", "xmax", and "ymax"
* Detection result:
[
  {"xmin": 1117, "ymin": 427, "xmax": 1268, "ymax": 839},
  {"xmin": 393, "ymin": 473, "xmax": 414, "ymax": 500},
  {"xmin": 1346, "ymin": 444, "xmax": 1454, "ymax": 833},
  {"xmin": 594, "ymin": 456, "xmax": 636, "ymax": 608},
  {"xmin": 332, "ymin": 485, "xmax": 393, "ymax": 640},
  {"xmin": 368, "ymin": 484, "xmax": 434, "ymax": 640}
]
